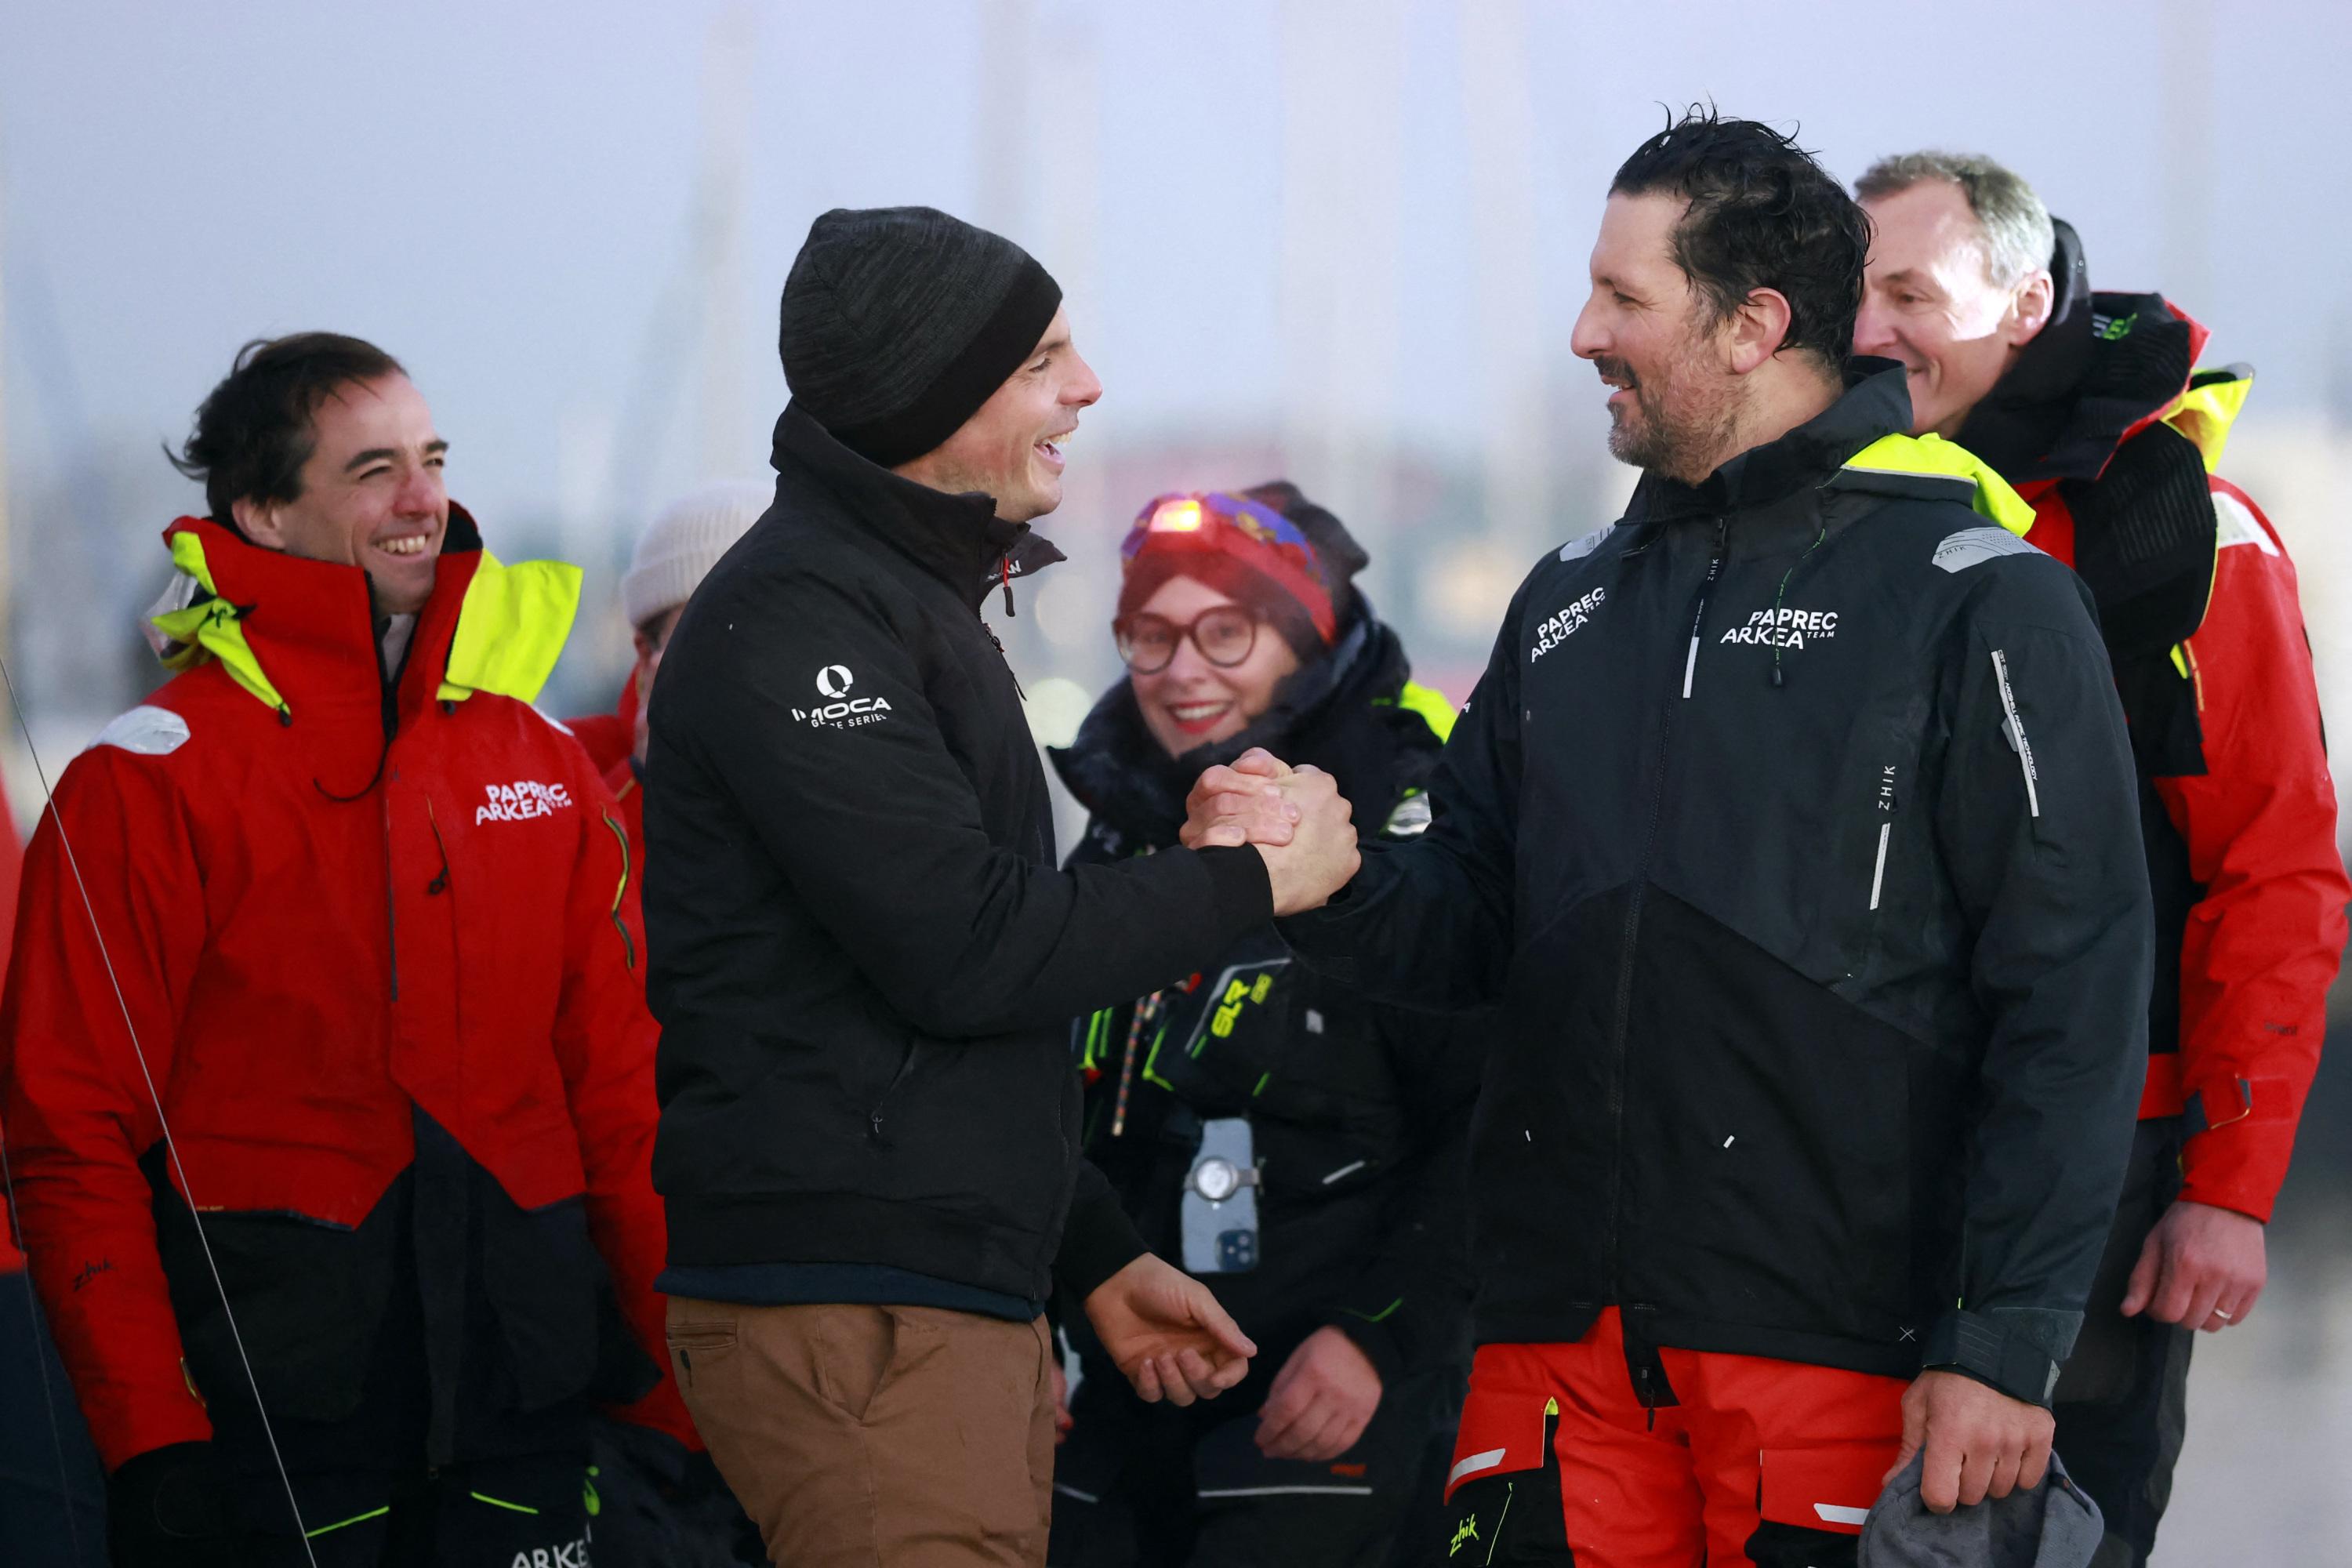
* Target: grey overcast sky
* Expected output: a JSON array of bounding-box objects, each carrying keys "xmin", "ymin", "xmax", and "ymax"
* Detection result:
[{"xmin": 3, "ymin": 0, "xmax": 2345, "ymax": 529}]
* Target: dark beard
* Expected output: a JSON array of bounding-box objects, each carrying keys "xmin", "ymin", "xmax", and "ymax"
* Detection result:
[{"xmin": 1606, "ymin": 375, "xmax": 1739, "ymax": 485}]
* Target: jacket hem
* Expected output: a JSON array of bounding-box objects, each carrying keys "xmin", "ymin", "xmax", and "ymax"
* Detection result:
[{"xmin": 663, "ymin": 1191, "xmax": 1051, "ymax": 1304}]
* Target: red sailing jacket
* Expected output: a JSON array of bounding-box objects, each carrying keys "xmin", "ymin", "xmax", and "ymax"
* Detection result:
[
  {"xmin": 568, "ymin": 670, "xmax": 637, "ymax": 780},
  {"xmin": 1999, "ymin": 303, "xmax": 2347, "ymax": 1222},
  {"xmin": 0, "ymin": 514, "xmax": 691, "ymax": 1468}
]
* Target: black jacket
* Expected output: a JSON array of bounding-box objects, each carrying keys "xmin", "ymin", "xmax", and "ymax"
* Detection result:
[
  {"xmin": 644, "ymin": 405, "xmax": 1276, "ymax": 1305},
  {"xmin": 1281, "ymin": 365, "xmax": 2152, "ymax": 1403},
  {"xmin": 1051, "ymin": 615, "xmax": 1484, "ymax": 1387}
]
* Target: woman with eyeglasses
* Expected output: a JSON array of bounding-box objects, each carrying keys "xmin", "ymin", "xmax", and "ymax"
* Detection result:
[{"xmin": 1045, "ymin": 484, "xmax": 1483, "ymax": 1568}]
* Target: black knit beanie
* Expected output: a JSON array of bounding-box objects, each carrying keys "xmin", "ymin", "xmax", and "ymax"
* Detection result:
[{"xmin": 778, "ymin": 206, "xmax": 1064, "ymax": 468}]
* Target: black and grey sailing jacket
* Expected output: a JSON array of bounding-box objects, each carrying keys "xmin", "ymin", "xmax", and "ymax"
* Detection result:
[{"xmin": 1281, "ymin": 363, "xmax": 2153, "ymax": 1405}]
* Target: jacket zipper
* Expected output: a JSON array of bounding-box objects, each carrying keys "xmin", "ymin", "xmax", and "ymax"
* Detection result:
[
  {"xmin": 383, "ymin": 785, "xmax": 400, "ymax": 1003},
  {"xmin": 1679, "ymin": 520, "xmax": 1726, "ymax": 699},
  {"xmin": 1605, "ymin": 514, "xmax": 1727, "ymax": 1302},
  {"xmin": 598, "ymin": 810, "xmax": 637, "ymax": 970},
  {"xmin": 982, "ymin": 554, "xmax": 1027, "ymax": 699},
  {"xmin": 1989, "ymin": 649, "xmax": 2041, "ymax": 817},
  {"xmin": 869, "ymin": 1041, "xmax": 922, "ymax": 1145}
]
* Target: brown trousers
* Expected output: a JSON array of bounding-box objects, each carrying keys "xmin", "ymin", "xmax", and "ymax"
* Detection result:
[{"xmin": 667, "ymin": 1296, "xmax": 1057, "ymax": 1567}]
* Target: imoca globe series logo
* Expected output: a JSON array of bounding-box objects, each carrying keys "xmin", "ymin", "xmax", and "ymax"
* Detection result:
[{"xmin": 794, "ymin": 664, "xmax": 894, "ymax": 729}]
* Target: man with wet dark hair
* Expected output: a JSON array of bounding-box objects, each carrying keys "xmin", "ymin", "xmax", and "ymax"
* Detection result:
[
  {"xmin": 1187, "ymin": 108, "xmax": 2148, "ymax": 1560},
  {"xmin": 2, "ymin": 333, "xmax": 694, "ymax": 1565}
]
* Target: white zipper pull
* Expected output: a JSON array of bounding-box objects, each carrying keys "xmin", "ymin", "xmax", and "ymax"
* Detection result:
[
  {"xmin": 1683, "ymin": 518, "xmax": 1729, "ymax": 700},
  {"xmin": 1990, "ymin": 649, "xmax": 2041, "ymax": 818}
]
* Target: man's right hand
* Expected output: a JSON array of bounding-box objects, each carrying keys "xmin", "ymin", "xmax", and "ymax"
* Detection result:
[
  {"xmin": 1181, "ymin": 749, "xmax": 1360, "ymax": 916},
  {"xmin": 1885, "ymin": 1369, "xmax": 2055, "ymax": 1514}
]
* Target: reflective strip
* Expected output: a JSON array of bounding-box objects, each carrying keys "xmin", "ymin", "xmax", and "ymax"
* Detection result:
[
  {"xmin": 1198, "ymin": 1485, "xmax": 1376, "ymax": 1498},
  {"xmin": 1054, "ymin": 1481, "xmax": 1102, "ymax": 1504},
  {"xmin": 90, "ymin": 705, "xmax": 191, "ymax": 757},
  {"xmin": 306, "ymin": 1504, "xmax": 390, "ymax": 1538},
  {"xmin": 1450, "ymin": 1447, "xmax": 1507, "ymax": 1487},
  {"xmin": 2212, "ymin": 491, "xmax": 2279, "ymax": 556},
  {"xmin": 1815, "ymin": 1502, "xmax": 1870, "ymax": 1526},
  {"xmin": 1931, "ymin": 525, "xmax": 2036, "ymax": 574},
  {"xmin": 1869, "ymin": 822, "xmax": 1891, "ymax": 911},
  {"xmin": 1321, "ymin": 1160, "xmax": 1368, "ymax": 1185},
  {"xmin": 1991, "ymin": 650, "xmax": 2040, "ymax": 818},
  {"xmin": 1682, "ymin": 632, "xmax": 1700, "ymax": 699},
  {"xmin": 1559, "ymin": 523, "xmax": 1613, "ymax": 561}
]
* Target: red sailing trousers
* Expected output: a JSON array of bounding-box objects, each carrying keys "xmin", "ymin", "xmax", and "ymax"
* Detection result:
[{"xmin": 1441, "ymin": 1308, "xmax": 1907, "ymax": 1566}]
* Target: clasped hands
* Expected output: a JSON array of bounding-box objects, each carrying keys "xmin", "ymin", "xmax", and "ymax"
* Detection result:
[{"xmin": 1181, "ymin": 748, "xmax": 1362, "ymax": 915}]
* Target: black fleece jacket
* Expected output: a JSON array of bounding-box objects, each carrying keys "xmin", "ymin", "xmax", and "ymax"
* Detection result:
[{"xmin": 643, "ymin": 404, "xmax": 1274, "ymax": 1306}]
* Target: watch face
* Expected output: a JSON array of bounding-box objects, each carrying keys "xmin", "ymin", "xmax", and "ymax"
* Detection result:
[{"xmin": 1192, "ymin": 1156, "xmax": 1240, "ymax": 1203}]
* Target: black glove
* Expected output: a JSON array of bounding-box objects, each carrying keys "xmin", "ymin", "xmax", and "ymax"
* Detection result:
[{"xmin": 107, "ymin": 1441, "xmax": 238, "ymax": 1567}]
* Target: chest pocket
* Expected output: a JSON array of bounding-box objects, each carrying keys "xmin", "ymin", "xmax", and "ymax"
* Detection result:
[{"xmin": 1145, "ymin": 949, "xmax": 1296, "ymax": 1119}]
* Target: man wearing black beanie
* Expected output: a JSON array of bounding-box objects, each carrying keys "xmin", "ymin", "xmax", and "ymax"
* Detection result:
[{"xmin": 644, "ymin": 208, "xmax": 1343, "ymax": 1566}]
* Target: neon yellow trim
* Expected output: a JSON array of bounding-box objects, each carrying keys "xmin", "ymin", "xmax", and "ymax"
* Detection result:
[
  {"xmin": 1838, "ymin": 433, "xmax": 2035, "ymax": 537},
  {"xmin": 1342, "ymin": 1297, "xmax": 1403, "ymax": 1324},
  {"xmin": 437, "ymin": 553, "xmax": 581, "ymax": 704},
  {"xmin": 2160, "ymin": 368, "xmax": 2252, "ymax": 473},
  {"xmin": 468, "ymin": 1490, "xmax": 542, "ymax": 1515},
  {"xmin": 1395, "ymin": 681, "xmax": 1457, "ymax": 742},
  {"xmin": 2169, "ymin": 644, "xmax": 2190, "ymax": 680},
  {"xmin": 306, "ymin": 1504, "xmax": 391, "ymax": 1538},
  {"xmin": 151, "ymin": 532, "xmax": 289, "ymax": 713},
  {"xmin": 1141, "ymin": 1025, "xmax": 1174, "ymax": 1091},
  {"xmin": 151, "ymin": 535, "xmax": 579, "ymax": 713}
]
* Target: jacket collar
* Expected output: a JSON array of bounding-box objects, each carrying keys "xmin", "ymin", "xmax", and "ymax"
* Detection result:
[
  {"xmin": 150, "ymin": 506, "xmax": 578, "ymax": 721},
  {"xmin": 1958, "ymin": 292, "xmax": 2209, "ymax": 484},
  {"xmin": 771, "ymin": 401, "xmax": 1063, "ymax": 609},
  {"xmin": 1628, "ymin": 360, "xmax": 1913, "ymax": 524}
]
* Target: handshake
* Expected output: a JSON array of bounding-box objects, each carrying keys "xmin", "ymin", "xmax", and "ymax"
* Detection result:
[{"xmin": 1181, "ymin": 747, "xmax": 1363, "ymax": 916}]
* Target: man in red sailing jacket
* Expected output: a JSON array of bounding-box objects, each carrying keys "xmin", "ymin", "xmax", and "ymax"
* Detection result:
[
  {"xmin": 0, "ymin": 333, "xmax": 692, "ymax": 1566},
  {"xmin": 1858, "ymin": 153, "xmax": 2350, "ymax": 1566}
]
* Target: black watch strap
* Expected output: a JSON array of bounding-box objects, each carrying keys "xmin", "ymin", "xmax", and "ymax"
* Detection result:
[{"xmin": 1921, "ymin": 1312, "xmax": 2061, "ymax": 1406}]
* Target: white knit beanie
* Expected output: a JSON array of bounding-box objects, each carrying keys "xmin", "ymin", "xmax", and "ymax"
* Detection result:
[{"xmin": 621, "ymin": 480, "xmax": 774, "ymax": 629}]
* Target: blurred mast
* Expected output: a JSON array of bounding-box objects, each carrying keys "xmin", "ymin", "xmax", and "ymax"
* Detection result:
[
  {"xmin": 1458, "ymin": 0, "xmax": 1548, "ymax": 555},
  {"xmin": 0, "ymin": 129, "xmax": 13, "ymax": 671},
  {"xmin": 975, "ymin": 0, "xmax": 1037, "ymax": 237},
  {"xmin": 2161, "ymin": 0, "xmax": 2213, "ymax": 315},
  {"xmin": 1279, "ymin": 0, "xmax": 1406, "ymax": 554},
  {"xmin": 694, "ymin": 4, "xmax": 758, "ymax": 481}
]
